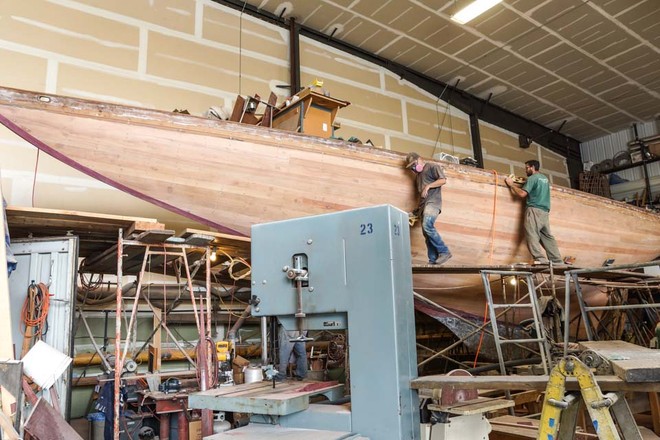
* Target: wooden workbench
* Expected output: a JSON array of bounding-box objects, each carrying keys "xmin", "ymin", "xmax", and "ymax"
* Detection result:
[{"xmin": 188, "ymin": 380, "xmax": 344, "ymax": 416}]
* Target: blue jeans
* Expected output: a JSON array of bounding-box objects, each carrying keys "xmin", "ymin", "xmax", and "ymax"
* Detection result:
[
  {"xmin": 422, "ymin": 205, "xmax": 450, "ymax": 262},
  {"xmin": 278, "ymin": 329, "xmax": 307, "ymax": 379}
]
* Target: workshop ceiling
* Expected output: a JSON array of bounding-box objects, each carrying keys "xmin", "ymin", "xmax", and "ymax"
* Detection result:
[{"xmin": 245, "ymin": 0, "xmax": 660, "ymax": 142}]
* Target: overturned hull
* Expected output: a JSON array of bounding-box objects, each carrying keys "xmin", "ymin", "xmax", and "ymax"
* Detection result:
[{"xmin": 1, "ymin": 87, "xmax": 658, "ymax": 314}]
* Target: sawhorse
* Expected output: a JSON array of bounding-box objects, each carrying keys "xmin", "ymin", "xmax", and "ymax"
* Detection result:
[{"xmin": 537, "ymin": 356, "xmax": 641, "ymax": 440}]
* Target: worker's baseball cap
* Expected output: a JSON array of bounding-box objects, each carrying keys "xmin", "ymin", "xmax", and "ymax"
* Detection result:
[{"xmin": 405, "ymin": 152, "xmax": 420, "ymax": 169}]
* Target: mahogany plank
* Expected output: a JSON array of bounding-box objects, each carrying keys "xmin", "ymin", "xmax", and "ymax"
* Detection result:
[{"xmin": 24, "ymin": 398, "xmax": 83, "ymax": 440}]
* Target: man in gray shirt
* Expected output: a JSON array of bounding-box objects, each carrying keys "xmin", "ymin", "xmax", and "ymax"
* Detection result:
[{"xmin": 405, "ymin": 152, "xmax": 452, "ymax": 265}]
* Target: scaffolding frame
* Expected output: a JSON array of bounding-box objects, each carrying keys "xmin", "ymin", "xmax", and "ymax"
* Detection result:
[
  {"xmin": 562, "ymin": 260, "xmax": 660, "ymax": 357},
  {"xmin": 112, "ymin": 230, "xmax": 215, "ymax": 439}
]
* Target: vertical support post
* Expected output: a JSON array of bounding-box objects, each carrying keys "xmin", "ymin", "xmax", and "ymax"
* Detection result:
[
  {"xmin": 206, "ymin": 248, "xmax": 212, "ymax": 340},
  {"xmin": 20, "ymin": 286, "xmax": 36, "ymax": 357},
  {"xmin": 0, "ymin": 184, "xmax": 16, "ymax": 438},
  {"xmin": 181, "ymin": 252, "xmax": 201, "ymax": 331},
  {"xmin": 649, "ymin": 392, "xmax": 660, "ymax": 435},
  {"xmin": 121, "ymin": 245, "xmax": 151, "ymax": 362},
  {"xmin": 159, "ymin": 413, "xmax": 170, "ymax": 440},
  {"xmin": 563, "ymin": 274, "xmax": 572, "ymax": 357},
  {"xmin": 572, "ymin": 272, "xmax": 595, "ymax": 340},
  {"xmin": 480, "ymin": 272, "xmax": 506, "ymax": 375},
  {"xmin": 633, "ymin": 124, "xmax": 654, "ymax": 208},
  {"xmin": 261, "ymin": 316, "xmax": 268, "ymax": 365},
  {"xmin": 469, "ymin": 113, "xmax": 484, "ymax": 168},
  {"xmin": 288, "ymin": 17, "xmax": 300, "ymax": 94},
  {"xmin": 202, "ymin": 247, "xmax": 214, "ymax": 434},
  {"xmin": 610, "ymin": 392, "xmax": 643, "ymax": 439},
  {"xmin": 177, "ymin": 411, "xmax": 189, "ymax": 440},
  {"xmin": 525, "ymin": 273, "xmax": 551, "ymax": 374},
  {"xmin": 198, "ymin": 295, "xmax": 213, "ymax": 436},
  {"xmin": 113, "ymin": 228, "xmax": 124, "ymax": 440},
  {"xmin": 149, "ymin": 306, "xmax": 162, "ymax": 373}
]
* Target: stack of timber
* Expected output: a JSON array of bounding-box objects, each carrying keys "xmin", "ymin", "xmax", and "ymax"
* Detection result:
[
  {"xmin": 5, "ymin": 207, "xmax": 250, "ymax": 286},
  {"xmin": 6, "ymin": 206, "xmax": 164, "ymax": 257}
]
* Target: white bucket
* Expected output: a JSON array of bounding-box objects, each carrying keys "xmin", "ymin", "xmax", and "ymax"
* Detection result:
[{"xmin": 244, "ymin": 366, "xmax": 263, "ymax": 384}]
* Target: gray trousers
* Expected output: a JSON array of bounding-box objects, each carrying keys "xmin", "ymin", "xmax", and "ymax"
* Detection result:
[
  {"xmin": 278, "ymin": 328, "xmax": 307, "ymax": 379},
  {"xmin": 524, "ymin": 207, "xmax": 562, "ymax": 263}
]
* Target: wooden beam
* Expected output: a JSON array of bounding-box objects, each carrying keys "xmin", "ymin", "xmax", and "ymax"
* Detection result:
[
  {"xmin": 23, "ymin": 398, "xmax": 83, "ymax": 440},
  {"xmin": 649, "ymin": 392, "xmax": 660, "ymax": 436},
  {"xmin": 149, "ymin": 306, "xmax": 162, "ymax": 373},
  {"xmin": 0, "ymin": 411, "xmax": 19, "ymax": 440},
  {"xmin": 124, "ymin": 220, "xmax": 165, "ymax": 238},
  {"xmin": 411, "ymin": 374, "xmax": 660, "ymax": 392},
  {"xmin": 7, "ymin": 205, "xmax": 158, "ymax": 224}
]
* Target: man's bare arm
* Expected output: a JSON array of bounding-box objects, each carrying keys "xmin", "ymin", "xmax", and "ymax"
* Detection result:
[
  {"xmin": 504, "ymin": 177, "xmax": 527, "ymax": 199},
  {"xmin": 421, "ymin": 178, "xmax": 446, "ymax": 198}
]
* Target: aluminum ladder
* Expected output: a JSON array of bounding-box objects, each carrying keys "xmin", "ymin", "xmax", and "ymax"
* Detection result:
[{"xmin": 480, "ymin": 270, "xmax": 553, "ymax": 376}]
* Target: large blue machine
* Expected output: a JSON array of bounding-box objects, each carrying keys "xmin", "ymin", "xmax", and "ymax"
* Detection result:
[
  {"xmin": 189, "ymin": 205, "xmax": 421, "ymax": 439},
  {"xmin": 250, "ymin": 204, "xmax": 420, "ymax": 439}
]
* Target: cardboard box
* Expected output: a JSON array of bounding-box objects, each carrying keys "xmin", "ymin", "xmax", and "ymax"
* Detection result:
[
  {"xmin": 189, "ymin": 419, "xmax": 202, "ymax": 440},
  {"xmin": 649, "ymin": 140, "xmax": 660, "ymax": 157},
  {"xmin": 232, "ymin": 355, "xmax": 250, "ymax": 368},
  {"xmin": 69, "ymin": 418, "xmax": 90, "ymax": 440}
]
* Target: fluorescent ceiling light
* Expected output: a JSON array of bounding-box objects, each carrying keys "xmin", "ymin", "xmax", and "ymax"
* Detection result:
[{"xmin": 451, "ymin": 0, "xmax": 503, "ymax": 24}]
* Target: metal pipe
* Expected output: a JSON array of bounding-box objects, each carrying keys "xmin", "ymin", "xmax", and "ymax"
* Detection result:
[
  {"xmin": 585, "ymin": 303, "xmax": 660, "ymax": 311},
  {"xmin": 206, "ymin": 248, "xmax": 212, "ymax": 344},
  {"xmin": 77, "ymin": 283, "xmax": 240, "ymax": 305},
  {"xmin": 198, "ymin": 298, "xmax": 213, "ymax": 437},
  {"xmin": 295, "ymin": 280, "xmax": 305, "ymax": 319},
  {"xmin": 261, "ymin": 316, "xmax": 268, "ymax": 365},
  {"xmin": 414, "ymin": 291, "xmax": 543, "ymax": 367},
  {"xmin": 467, "ymin": 357, "xmax": 542, "ymax": 374},
  {"xmin": 565, "ymin": 260, "xmax": 659, "ymax": 276},
  {"xmin": 159, "ymin": 414, "xmax": 170, "ymax": 440},
  {"xmin": 121, "ymin": 245, "xmax": 151, "ymax": 364},
  {"xmin": 563, "ymin": 274, "xmax": 572, "ymax": 357},
  {"xmin": 113, "ymin": 229, "xmax": 123, "ymax": 440},
  {"xmin": 562, "ymin": 260, "xmax": 660, "ymax": 356},
  {"xmin": 78, "ymin": 308, "xmax": 113, "ymax": 372},
  {"xmin": 227, "ymin": 304, "xmax": 252, "ymax": 346},
  {"xmin": 633, "ymin": 123, "xmax": 654, "ymax": 208},
  {"xmin": 177, "ymin": 411, "xmax": 189, "ymax": 440},
  {"xmin": 181, "ymin": 250, "xmax": 201, "ymax": 332},
  {"xmin": 73, "ymin": 348, "xmax": 197, "ymax": 367},
  {"xmin": 289, "ymin": 17, "xmax": 300, "ymax": 94}
]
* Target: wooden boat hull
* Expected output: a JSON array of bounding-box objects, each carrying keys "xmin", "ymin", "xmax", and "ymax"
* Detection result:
[{"xmin": 1, "ymin": 87, "xmax": 658, "ymax": 314}]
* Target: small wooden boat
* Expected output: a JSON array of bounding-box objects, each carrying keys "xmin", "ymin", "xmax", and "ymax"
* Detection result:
[{"xmin": 1, "ymin": 86, "xmax": 658, "ymax": 315}]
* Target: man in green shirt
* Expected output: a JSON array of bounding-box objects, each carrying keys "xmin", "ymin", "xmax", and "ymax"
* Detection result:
[{"xmin": 504, "ymin": 160, "xmax": 562, "ymax": 265}]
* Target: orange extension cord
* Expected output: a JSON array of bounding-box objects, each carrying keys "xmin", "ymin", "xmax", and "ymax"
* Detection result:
[{"xmin": 21, "ymin": 282, "xmax": 51, "ymax": 340}]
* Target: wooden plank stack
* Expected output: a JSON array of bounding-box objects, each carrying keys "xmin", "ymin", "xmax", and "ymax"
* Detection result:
[{"xmin": 579, "ymin": 171, "xmax": 611, "ymax": 198}]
